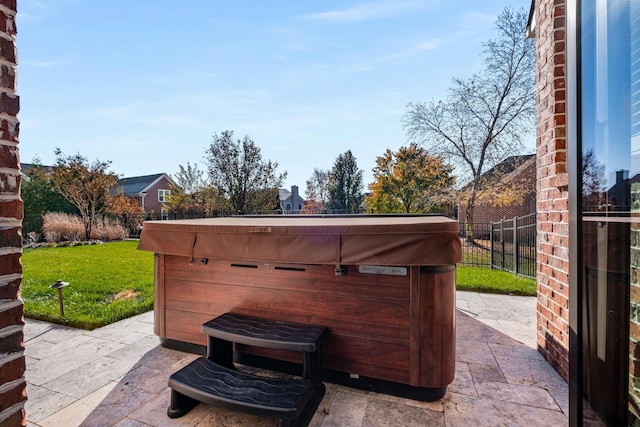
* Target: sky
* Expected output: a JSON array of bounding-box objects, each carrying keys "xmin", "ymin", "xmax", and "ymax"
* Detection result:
[{"xmin": 16, "ymin": 0, "xmax": 534, "ymax": 192}]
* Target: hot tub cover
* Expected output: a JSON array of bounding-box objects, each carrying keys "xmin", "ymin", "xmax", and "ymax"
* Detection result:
[{"xmin": 137, "ymin": 216, "xmax": 462, "ymax": 266}]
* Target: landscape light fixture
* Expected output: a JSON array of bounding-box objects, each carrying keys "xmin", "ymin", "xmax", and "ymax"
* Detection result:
[{"xmin": 49, "ymin": 279, "xmax": 70, "ymax": 316}]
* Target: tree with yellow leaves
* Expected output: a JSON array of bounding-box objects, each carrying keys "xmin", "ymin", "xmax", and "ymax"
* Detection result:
[{"xmin": 367, "ymin": 143, "xmax": 455, "ymax": 214}]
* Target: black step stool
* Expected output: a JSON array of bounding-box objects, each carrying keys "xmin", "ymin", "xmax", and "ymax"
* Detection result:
[{"xmin": 167, "ymin": 313, "xmax": 327, "ymax": 427}]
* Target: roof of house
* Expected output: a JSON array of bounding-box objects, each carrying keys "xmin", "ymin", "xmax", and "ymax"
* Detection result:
[
  {"xmin": 458, "ymin": 154, "xmax": 536, "ymax": 195},
  {"xmin": 20, "ymin": 162, "xmax": 53, "ymax": 175},
  {"xmin": 117, "ymin": 173, "xmax": 174, "ymax": 196},
  {"xmin": 481, "ymin": 154, "xmax": 535, "ymax": 182}
]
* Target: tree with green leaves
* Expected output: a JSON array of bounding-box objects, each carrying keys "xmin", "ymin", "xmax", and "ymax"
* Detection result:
[
  {"xmin": 49, "ymin": 149, "xmax": 119, "ymax": 240},
  {"xmin": 22, "ymin": 158, "xmax": 77, "ymax": 216},
  {"xmin": 403, "ymin": 7, "xmax": 535, "ymax": 227},
  {"xmin": 328, "ymin": 150, "xmax": 364, "ymax": 213},
  {"xmin": 367, "ymin": 143, "xmax": 455, "ymax": 213},
  {"xmin": 304, "ymin": 168, "xmax": 330, "ymax": 213},
  {"xmin": 204, "ymin": 130, "xmax": 286, "ymax": 214}
]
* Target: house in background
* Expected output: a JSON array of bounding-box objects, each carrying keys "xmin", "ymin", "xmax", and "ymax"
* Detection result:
[
  {"xmin": 116, "ymin": 173, "xmax": 176, "ymax": 219},
  {"xmin": 279, "ymin": 185, "xmax": 305, "ymax": 214},
  {"xmin": 458, "ymin": 154, "xmax": 536, "ymax": 224}
]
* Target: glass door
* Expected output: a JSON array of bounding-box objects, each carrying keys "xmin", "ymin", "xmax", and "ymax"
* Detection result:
[{"xmin": 578, "ymin": 0, "xmax": 636, "ymax": 424}]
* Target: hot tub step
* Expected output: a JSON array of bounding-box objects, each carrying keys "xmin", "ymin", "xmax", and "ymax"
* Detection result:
[
  {"xmin": 202, "ymin": 312, "xmax": 327, "ymax": 352},
  {"xmin": 168, "ymin": 357, "xmax": 321, "ymax": 426}
]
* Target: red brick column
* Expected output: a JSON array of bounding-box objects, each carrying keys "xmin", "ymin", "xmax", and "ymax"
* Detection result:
[
  {"xmin": 0, "ymin": 1, "xmax": 25, "ymax": 426},
  {"xmin": 534, "ymin": 0, "xmax": 570, "ymax": 381}
]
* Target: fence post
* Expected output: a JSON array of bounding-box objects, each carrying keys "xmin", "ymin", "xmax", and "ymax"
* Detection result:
[
  {"xmin": 513, "ymin": 217, "xmax": 518, "ymax": 275},
  {"xmin": 490, "ymin": 222, "xmax": 494, "ymax": 270},
  {"xmin": 500, "ymin": 219, "xmax": 505, "ymax": 269}
]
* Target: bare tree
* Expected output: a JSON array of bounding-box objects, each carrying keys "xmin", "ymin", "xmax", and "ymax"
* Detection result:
[
  {"xmin": 50, "ymin": 148, "xmax": 119, "ymax": 240},
  {"xmin": 205, "ymin": 130, "xmax": 286, "ymax": 214},
  {"xmin": 403, "ymin": 7, "xmax": 535, "ymax": 227}
]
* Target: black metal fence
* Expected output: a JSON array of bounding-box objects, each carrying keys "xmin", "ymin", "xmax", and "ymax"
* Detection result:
[
  {"xmin": 458, "ymin": 222, "xmax": 493, "ymax": 268},
  {"xmin": 457, "ymin": 213, "xmax": 537, "ymax": 279},
  {"xmin": 490, "ymin": 213, "xmax": 537, "ymax": 279}
]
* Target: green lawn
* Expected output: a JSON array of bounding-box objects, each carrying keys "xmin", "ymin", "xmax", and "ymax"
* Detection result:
[
  {"xmin": 456, "ymin": 265, "xmax": 536, "ymax": 296},
  {"xmin": 22, "ymin": 241, "xmax": 154, "ymax": 329}
]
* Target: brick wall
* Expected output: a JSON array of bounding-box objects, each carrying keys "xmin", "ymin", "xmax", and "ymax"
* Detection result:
[
  {"xmin": 534, "ymin": 0, "xmax": 570, "ymax": 381},
  {"xmin": 0, "ymin": 1, "xmax": 25, "ymax": 426}
]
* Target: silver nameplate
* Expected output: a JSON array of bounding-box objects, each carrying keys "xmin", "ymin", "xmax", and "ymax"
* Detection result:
[{"xmin": 358, "ymin": 265, "xmax": 407, "ymax": 276}]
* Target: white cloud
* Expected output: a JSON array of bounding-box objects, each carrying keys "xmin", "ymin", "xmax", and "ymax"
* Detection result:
[
  {"xmin": 22, "ymin": 59, "xmax": 70, "ymax": 69},
  {"xmin": 300, "ymin": 1, "xmax": 431, "ymax": 23}
]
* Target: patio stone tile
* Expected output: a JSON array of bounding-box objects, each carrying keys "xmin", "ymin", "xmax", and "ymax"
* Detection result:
[
  {"xmin": 320, "ymin": 390, "xmax": 368, "ymax": 427},
  {"xmin": 442, "ymin": 392, "xmax": 568, "ymax": 427},
  {"xmin": 25, "ymin": 383, "xmax": 77, "ymax": 423},
  {"xmin": 23, "ymin": 319, "xmax": 56, "ymax": 342},
  {"xmin": 361, "ymin": 387, "xmax": 445, "ymax": 412},
  {"xmin": 362, "ymin": 395, "xmax": 445, "ymax": 426},
  {"xmin": 496, "ymin": 320, "xmax": 536, "ymax": 347},
  {"xmin": 133, "ymin": 345, "xmax": 197, "ymax": 372},
  {"xmin": 447, "ymin": 362, "xmax": 476, "ymax": 397},
  {"xmin": 548, "ymin": 386, "xmax": 569, "ymax": 416},
  {"xmin": 468, "ymin": 306, "xmax": 519, "ymax": 321},
  {"xmin": 77, "ymin": 382, "xmax": 154, "ymax": 427},
  {"xmin": 456, "ymin": 339, "xmax": 498, "ymax": 366},
  {"xmin": 456, "ymin": 313, "xmax": 520, "ymax": 346},
  {"xmin": 106, "ymin": 335, "xmax": 160, "ymax": 364},
  {"xmin": 120, "ymin": 365, "xmax": 163, "ymax": 394},
  {"xmin": 117, "ymin": 331, "xmax": 154, "ymax": 346},
  {"xmin": 25, "ymin": 324, "xmax": 82, "ymax": 345},
  {"xmin": 25, "ymin": 334, "xmax": 94, "ymax": 360},
  {"xmin": 43, "ymin": 355, "xmax": 136, "ymax": 399},
  {"xmin": 468, "ymin": 362, "xmax": 507, "ymax": 383},
  {"xmin": 85, "ymin": 318, "xmax": 155, "ymax": 343},
  {"xmin": 494, "ymin": 354, "xmax": 568, "ymax": 390},
  {"xmin": 474, "ymin": 380, "xmax": 560, "ymax": 410},
  {"xmin": 38, "ymin": 381, "xmax": 118, "ymax": 427},
  {"xmin": 113, "ymin": 419, "xmax": 153, "ymax": 427},
  {"xmin": 307, "ymin": 380, "xmax": 339, "ymax": 427},
  {"xmin": 488, "ymin": 342, "xmax": 544, "ymax": 360},
  {"xmin": 27, "ymin": 338, "xmax": 126, "ymax": 386},
  {"xmin": 127, "ymin": 388, "xmax": 220, "ymax": 427}
]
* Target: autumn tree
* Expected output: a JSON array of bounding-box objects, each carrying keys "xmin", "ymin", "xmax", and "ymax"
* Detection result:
[
  {"xmin": 49, "ymin": 149, "xmax": 119, "ymax": 240},
  {"xmin": 106, "ymin": 193, "xmax": 144, "ymax": 235},
  {"xmin": 204, "ymin": 130, "xmax": 286, "ymax": 214},
  {"xmin": 167, "ymin": 162, "xmax": 223, "ymax": 217},
  {"xmin": 367, "ymin": 143, "xmax": 455, "ymax": 214},
  {"xmin": 304, "ymin": 168, "xmax": 330, "ymax": 213},
  {"xmin": 328, "ymin": 150, "xmax": 364, "ymax": 213},
  {"xmin": 403, "ymin": 7, "xmax": 535, "ymax": 227}
]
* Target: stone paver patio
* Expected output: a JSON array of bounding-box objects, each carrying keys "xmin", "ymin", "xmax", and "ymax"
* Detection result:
[{"xmin": 24, "ymin": 291, "xmax": 569, "ymax": 426}]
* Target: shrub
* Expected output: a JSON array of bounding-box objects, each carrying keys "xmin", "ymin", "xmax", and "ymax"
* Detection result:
[
  {"xmin": 42, "ymin": 212, "xmax": 128, "ymax": 243},
  {"xmin": 91, "ymin": 217, "xmax": 128, "ymax": 241},
  {"xmin": 43, "ymin": 212, "xmax": 84, "ymax": 243}
]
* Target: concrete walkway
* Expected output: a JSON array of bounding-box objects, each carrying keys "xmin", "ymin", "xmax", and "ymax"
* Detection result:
[{"xmin": 24, "ymin": 291, "xmax": 569, "ymax": 426}]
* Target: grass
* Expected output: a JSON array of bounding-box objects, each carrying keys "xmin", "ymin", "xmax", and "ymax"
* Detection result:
[
  {"xmin": 22, "ymin": 240, "xmax": 154, "ymax": 329},
  {"xmin": 456, "ymin": 265, "xmax": 536, "ymax": 296}
]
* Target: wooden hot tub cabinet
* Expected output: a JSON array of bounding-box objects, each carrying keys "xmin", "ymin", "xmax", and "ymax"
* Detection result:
[{"xmin": 138, "ymin": 216, "xmax": 462, "ymax": 400}]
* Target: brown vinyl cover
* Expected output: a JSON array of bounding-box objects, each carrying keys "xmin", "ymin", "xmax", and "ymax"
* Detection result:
[{"xmin": 137, "ymin": 216, "xmax": 462, "ymax": 266}]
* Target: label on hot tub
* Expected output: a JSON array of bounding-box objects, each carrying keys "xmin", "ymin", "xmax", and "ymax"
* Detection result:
[{"xmin": 358, "ymin": 265, "xmax": 407, "ymax": 276}]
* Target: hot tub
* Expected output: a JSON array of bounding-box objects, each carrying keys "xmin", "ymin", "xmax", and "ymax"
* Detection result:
[{"xmin": 138, "ymin": 215, "xmax": 462, "ymax": 400}]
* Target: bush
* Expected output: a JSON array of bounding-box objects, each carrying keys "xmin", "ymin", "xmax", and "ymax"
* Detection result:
[
  {"xmin": 42, "ymin": 212, "xmax": 128, "ymax": 243},
  {"xmin": 91, "ymin": 216, "xmax": 128, "ymax": 241},
  {"xmin": 43, "ymin": 212, "xmax": 84, "ymax": 243}
]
